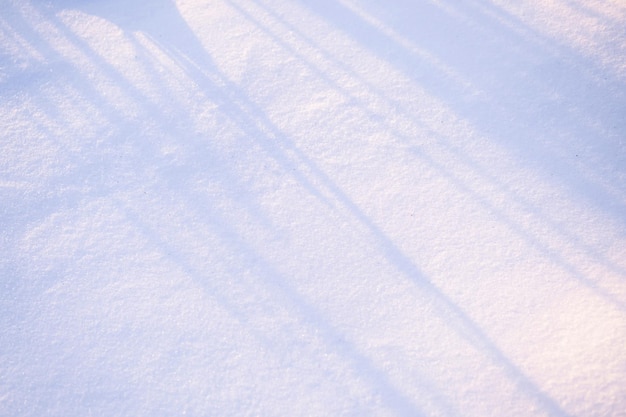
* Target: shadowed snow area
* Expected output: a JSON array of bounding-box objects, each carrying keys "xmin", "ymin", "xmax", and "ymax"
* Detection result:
[{"xmin": 1, "ymin": 0, "xmax": 625, "ymax": 416}]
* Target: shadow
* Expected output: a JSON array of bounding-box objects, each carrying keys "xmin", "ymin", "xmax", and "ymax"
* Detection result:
[{"xmin": 4, "ymin": 0, "xmax": 619, "ymax": 416}]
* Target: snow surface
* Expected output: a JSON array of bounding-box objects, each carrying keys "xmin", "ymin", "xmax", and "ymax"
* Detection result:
[{"xmin": 1, "ymin": 0, "xmax": 625, "ymax": 416}]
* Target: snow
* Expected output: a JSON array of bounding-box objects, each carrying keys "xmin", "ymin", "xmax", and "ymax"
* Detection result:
[{"xmin": 1, "ymin": 0, "xmax": 625, "ymax": 416}]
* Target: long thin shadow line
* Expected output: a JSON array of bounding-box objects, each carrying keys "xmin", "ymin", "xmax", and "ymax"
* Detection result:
[
  {"xmin": 430, "ymin": 135, "xmax": 626, "ymax": 280},
  {"xmin": 410, "ymin": 145, "xmax": 626, "ymax": 311},
  {"xmin": 319, "ymin": 172, "xmax": 573, "ymax": 417},
  {"xmin": 137, "ymin": 31, "xmax": 339, "ymax": 212}
]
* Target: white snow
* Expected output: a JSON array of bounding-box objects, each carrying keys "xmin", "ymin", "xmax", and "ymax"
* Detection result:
[{"xmin": 1, "ymin": 0, "xmax": 625, "ymax": 416}]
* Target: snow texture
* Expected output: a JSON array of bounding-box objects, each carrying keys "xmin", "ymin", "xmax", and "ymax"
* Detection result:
[{"xmin": 1, "ymin": 0, "xmax": 625, "ymax": 416}]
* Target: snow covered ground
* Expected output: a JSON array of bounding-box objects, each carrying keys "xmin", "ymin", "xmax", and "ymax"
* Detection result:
[{"xmin": 1, "ymin": 0, "xmax": 625, "ymax": 416}]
